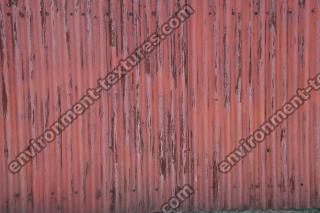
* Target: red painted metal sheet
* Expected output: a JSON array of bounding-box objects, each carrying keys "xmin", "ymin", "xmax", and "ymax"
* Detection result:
[{"xmin": 0, "ymin": 0, "xmax": 320, "ymax": 212}]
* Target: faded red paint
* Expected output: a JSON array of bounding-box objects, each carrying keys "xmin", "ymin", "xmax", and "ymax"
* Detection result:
[{"xmin": 0, "ymin": 0, "xmax": 320, "ymax": 213}]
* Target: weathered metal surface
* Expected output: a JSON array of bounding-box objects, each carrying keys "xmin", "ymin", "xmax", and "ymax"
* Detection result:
[{"xmin": 0, "ymin": 0, "xmax": 320, "ymax": 212}]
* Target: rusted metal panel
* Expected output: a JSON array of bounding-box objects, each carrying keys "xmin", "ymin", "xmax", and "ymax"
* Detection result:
[{"xmin": 0, "ymin": 0, "xmax": 320, "ymax": 212}]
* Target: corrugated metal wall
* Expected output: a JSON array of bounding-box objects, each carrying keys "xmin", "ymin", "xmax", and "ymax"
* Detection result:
[{"xmin": 0, "ymin": 0, "xmax": 320, "ymax": 212}]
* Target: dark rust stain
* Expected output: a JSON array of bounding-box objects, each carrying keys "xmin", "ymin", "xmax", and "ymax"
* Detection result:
[
  {"xmin": 1, "ymin": 74, "xmax": 7, "ymax": 117},
  {"xmin": 6, "ymin": 0, "xmax": 18, "ymax": 7}
]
